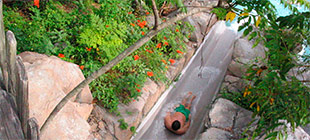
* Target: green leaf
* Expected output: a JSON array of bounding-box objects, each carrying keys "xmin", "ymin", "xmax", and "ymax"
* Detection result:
[
  {"xmin": 238, "ymin": 24, "xmax": 247, "ymax": 32},
  {"xmin": 243, "ymin": 26, "xmax": 253, "ymax": 37},
  {"xmin": 248, "ymin": 31, "xmax": 258, "ymax": 40},
  {"xmin": 253, "ymin": 37, "xmax": 261, "ymax": 48}
]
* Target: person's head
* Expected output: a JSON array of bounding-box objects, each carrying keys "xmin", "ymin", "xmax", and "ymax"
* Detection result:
[{"xmin": 172, "ymin": 120, "xmax": 181, "ymax": 131}]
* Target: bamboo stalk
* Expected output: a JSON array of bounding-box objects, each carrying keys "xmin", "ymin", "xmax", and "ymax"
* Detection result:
[
  {"xmin": 26, "ymin": 118, "xmax": 40, "ymax": 140},
  {"xmin": 0, "ymin": 0, "xmax": 8, "ymax": 91},
  {"xmin": 16, "ymin": 56, "xmax": 29, "ymax": 136},
  {"xmin": 6, "ymin": 31, "xmax": 17, "ymax": 97}
]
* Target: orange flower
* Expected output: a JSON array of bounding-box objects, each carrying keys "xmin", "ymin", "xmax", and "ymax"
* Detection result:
[
  {"xmin": 133, "ymin": 100, "xmax": 136, "ymax": 102},
  {"xmin": 164, "ymin": 36, "xmax": 167, "ymax": 40},
  {"xmin": 106, "ymin": 25, "xmax": 109, "ymax": 28},
  {"xmin": 58, "ymin": 53, "xmax": 65, "ymax": 58},
  {"xmin": 137, "ymin": 84, "xmax": 140, "ymax": 87},
  {"xmin": 146, "ymin": 49, "xmax": 153, "ymax": 53},
  {"xmin": 138, "ymin": 24, "xmax": 144, "ymax": 28},
  {"xmin": 146, "ymin": 12, "xmax": 150, "ymax": 15},
  {"xmin": 79, "ymin": 65, "xmax": 85, "ymax": 70},
  {"xmin": 142, "ymin": 21, "xmax": 147, "ymax": 25},
  {"xmin": 136, "ymin": 88, "xmax": 141, "ymax": 92},
  {"xmin": 256, "ymin": 69, "xmax": 263, "ymax": 75},
  {"xmin": 161, "ymin": 59, "xmax": 167, "ymax": 64},
  {"xmin": 128, "ymin": 11, "xmax": 132, "ymax": 14},
  {"xmin": 164, "ymin": 42, "xmax": 168, "ymax": 46},
  {"xmin": 137, "ymin": 19, "xmax": 141, "ymax": 23},
  {"xmin": 159, "ymin": 53, "xmax": 162, "ymax": 55},
  {"xmin": 130, "ymin": 23, "xmax": 135, "ymax": 27},
  {"xmin": 34, "ymin": 0, "xmax": 40, "ymax": 8},
  {"xmin": 141, "ymin": 31, "xmax": 145, "ymax": 35},
  {"xmin": 147, "ymin": 71, "xmax": 154, "ymax": 77},
  {"xmin": 163, "ymin": 19, "xmax": 166, "ymax": 22},
  {"xmin": 176, "ymin": 50, "xmax": 183, "ymax": 54},
  {"xmin": 169, "ymin": 59, "xmax": 175, "ymax": 64},
  {"xmin": 188, "ymin": 35, "xmax": 191, "ymax": 38},
  {"xmin": 165, "ymin": 65, "xmax": 168, "ymax": 69},
  {"xmin": 176, "ymin": 29, "xmax": 179, "ymax": 32},
  {"xmin": 270, "ymin": 98, "xmax": 274, "ymax": 105},
  {"xmin": 138, "ymin": 21, "xmax": 147, "ymax": 28},
  {"xmin": 156, "ymin": 43, "xmax": 162, "ymax": 48},
  {"xmin": 134, "ymin": 55, "xmax": 139, "ymax": 61},
  {"xmin": 86, "ymin": 47, "xmax": 92, "ymax": 51}
]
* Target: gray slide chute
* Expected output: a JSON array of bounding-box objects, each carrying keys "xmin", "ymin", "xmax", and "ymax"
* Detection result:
[{"xmin": 132, "ymin": 21, "xmax": 238, "ymax": 140}]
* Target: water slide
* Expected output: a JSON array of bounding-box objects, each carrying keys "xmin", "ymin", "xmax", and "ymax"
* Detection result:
[{"xmin": 132, "ymin": 21, "xmax": 238, "ymax": 140}]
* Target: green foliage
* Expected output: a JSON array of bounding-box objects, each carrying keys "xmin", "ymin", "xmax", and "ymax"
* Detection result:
[
  {"xmin": 118, "ymin": 119, "xmax": 129, "ymax": 130},
  {"xmin": 130, "ymin": 126, "xmax": 136, "ymax": 133},
  {"xmin": 211, "ymin": 8, "xmax": 227, "ymax": 20},
  {"xmin": 218, "ymin": 0, "xmax": 310, "ymax": 139},
  {"xmin": 3, "ymin": 0, "xmax": 193, "ymax": 113}
]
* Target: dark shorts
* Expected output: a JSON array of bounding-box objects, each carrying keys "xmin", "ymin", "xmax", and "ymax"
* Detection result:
[{"xmin": 175, "ymin": 104, "xmax": 190, "ymax": 121}]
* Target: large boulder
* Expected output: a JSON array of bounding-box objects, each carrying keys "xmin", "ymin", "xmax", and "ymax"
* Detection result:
[
  {"xmin": 19, "ymin": 52, "xmax": 93, "ymax": 140},
  {"xmin": 201, "ymin": 98, "xmax": 310, "ymax": 140},
  {"xmin": 228, "ymin": 38, "xmax": 266, "ymax": 77},
  {"xmin": 232, "ymin": 38, "xmax": 266, "ymax": 64}
]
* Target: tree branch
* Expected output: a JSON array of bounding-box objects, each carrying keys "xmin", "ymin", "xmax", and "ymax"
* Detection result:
[
  {"xmin": 39, "ymin": 7, "xmax": 211, "ymax": 135},
  {"xmin": 151, "ymin": 0, "xmax": 160, "ymax": 29}
]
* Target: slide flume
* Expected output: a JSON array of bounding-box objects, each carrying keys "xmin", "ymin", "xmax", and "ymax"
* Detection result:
[{"xmin": 132, "ymin": 21, "xmax": 238, "ymax": 140}]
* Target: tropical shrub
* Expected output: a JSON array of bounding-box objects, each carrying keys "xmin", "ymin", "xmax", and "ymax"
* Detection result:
[
  {"xmin": 3, "ymin": 0, "xmax": 193, "ymax": 112},
  {"xmin": 219, "ymin": 0, "xmax": 310, "ymax": 139}
]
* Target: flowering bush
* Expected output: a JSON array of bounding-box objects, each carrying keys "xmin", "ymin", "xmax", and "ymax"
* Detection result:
[{"xmin": 3, "ymin": 0, "xmax": 193, "ymax": 112}]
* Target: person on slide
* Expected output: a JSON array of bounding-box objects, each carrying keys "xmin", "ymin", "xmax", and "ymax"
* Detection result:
[{"xmin": 164, "ymin": 92, "xmax": 196, "ymax": 135}]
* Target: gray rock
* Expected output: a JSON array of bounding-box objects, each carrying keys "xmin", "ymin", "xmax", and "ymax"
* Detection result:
[
  {"xmin": 288, "ymin": 68, "xmax": 310, "ymax": 82},
  {"xmin": 198, "ymin": 0, "xmax": 219, "ymax": 7},
  {"xmin": 259, "ymin": 120, "xmax": 310, "ymax": 140},
  {"xmin": 233, "ymin": 108, "xmax": 255, "ymax": 135},
  {"xmin": 227, "ymin": 84, "xmax": 239, "ymax": 93},
  {"xmin": 224, "ymin": 75, "xmax": 240, "ymax": 83},
  {"xmin": 192, "ymin": 12, "xmax": 212, "ymax": 34},
  {"xmin": 303, "ymin": 124, "xmax": 310, "ymax": 135},
  {"xmin": 220, "ymin": 82, "xmax": 230, "ymax": 91},
  {"xmin": 285, "ymin": 126, "xmax": 310, "ymax": 140},
  {"xmin": 233, "ymin": 38, "xmax": 266, "ymax": 64},
  {"xmin": 228, "ymin": 60, "xmax": 247, "ymax": 78},
  {"xmin": 183, "ymin": 16, "xmax": 203, "ymax": 43},
  {"xmin": 199, "ymin": 128, "xmax": 232, "ymax": 140},
  {"xmin": 209, "ymin": 98, "xmax": 239, "ymax": 129}
]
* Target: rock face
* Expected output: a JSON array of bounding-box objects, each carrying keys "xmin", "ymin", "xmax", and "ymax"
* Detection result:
[
  {"xmin": 200, "ymin": 128, "xmax": 232, "ymax": 140},
  {"xmin": 200, "ymin": 98, "xmax": 310, "ymax": 140},
  {"xmin": 272, "ymin": 121, "xmax": 310, "ymax": 140},
  {"xmin": 221, "ymin": 37, "xmax": 267, "ymax": 93},
  {"xmin": 228, "ymin": 38, "xmax": 266, "ymax": 78},
  {"xmin": 182, "ymin": 7, "xmax": 217, "ymax": 43},
  {"xmin": 19, "ymin": 52, "xmax": 93, "ymax": 140},
  {"xmin": 200, "ymin": 98, "xmax": 256, "ymax": 140}
]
